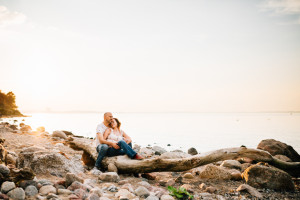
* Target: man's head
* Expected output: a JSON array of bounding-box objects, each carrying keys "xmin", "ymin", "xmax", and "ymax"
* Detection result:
[{"xmin": 103, "ymin": 112, "xmax": 113, "ymax": 124}]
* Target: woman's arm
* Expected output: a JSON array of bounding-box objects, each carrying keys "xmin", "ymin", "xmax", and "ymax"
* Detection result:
[
  {"xmin": 102, "ymin": 129, "xmax": 120, "ymax": 149},
  {"xmin": 122, "ymin": 131, "xmax": 132, "ymax": 144}
]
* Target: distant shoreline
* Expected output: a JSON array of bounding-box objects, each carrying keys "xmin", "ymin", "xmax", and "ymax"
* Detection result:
[{"xmin": 0, "ymin": 114, "xmax": 28, "ymax": 119}]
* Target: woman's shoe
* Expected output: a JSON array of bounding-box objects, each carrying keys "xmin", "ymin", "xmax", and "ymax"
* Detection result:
[{"xmin": 133, "ymin": 154, "xmax": 144, "ymax": 160}]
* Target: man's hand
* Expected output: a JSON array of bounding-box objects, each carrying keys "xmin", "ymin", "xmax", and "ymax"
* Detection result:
[{"xmin": 111, "ymin": 142, "xmax": 120, "ymax": 149}]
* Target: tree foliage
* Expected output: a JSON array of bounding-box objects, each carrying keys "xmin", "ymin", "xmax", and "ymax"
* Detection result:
[{"xmin": 0, "ymin": 90, "xmax": 23, "ymax": 116}]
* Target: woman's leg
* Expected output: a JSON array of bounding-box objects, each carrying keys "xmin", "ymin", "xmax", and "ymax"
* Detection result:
[{"xmin": 117, "ymin": 140, "xmax": 137, "ymax": 159}]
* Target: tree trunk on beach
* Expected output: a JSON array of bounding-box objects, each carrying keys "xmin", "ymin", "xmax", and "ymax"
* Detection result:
[{"xmin": 67, "ymin": 137, "xmax": 300, "ymax": 177}]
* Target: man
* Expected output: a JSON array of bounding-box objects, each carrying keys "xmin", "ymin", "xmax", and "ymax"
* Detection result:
[{"xmin": 94, "ymin": 112, "xmax": 115, "ymax": 170}]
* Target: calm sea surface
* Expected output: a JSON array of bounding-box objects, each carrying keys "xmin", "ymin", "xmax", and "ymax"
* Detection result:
[{"xmin": 2, "ymin": 112, "xmax": 300, "ymax": 153}]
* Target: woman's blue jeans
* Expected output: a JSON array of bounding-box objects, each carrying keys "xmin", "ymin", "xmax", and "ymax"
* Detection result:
[{"xmin": 107, "ymin": 140, "xmax": 136, "ymax": 159}]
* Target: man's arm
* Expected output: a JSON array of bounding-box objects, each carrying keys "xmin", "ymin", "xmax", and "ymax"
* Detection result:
[{"xmin": 99, "ymin": 129, "xmax": 120, "ymax": 149}]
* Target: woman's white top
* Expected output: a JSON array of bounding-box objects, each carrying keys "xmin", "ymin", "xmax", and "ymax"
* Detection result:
[{"xmin": 107, "ymin": 128, "xmax": 124, "ymax": 143}]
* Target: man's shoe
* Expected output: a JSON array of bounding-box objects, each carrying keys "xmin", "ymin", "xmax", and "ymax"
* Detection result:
[{"xmin": 133, "ymin": 154, "xmax": 144, "ymax": 160}]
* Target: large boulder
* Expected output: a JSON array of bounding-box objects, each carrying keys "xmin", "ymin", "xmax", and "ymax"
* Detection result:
[
  {"xmin": 257, "ymin": 139, "xmax": 300, "ymax": 162},
  {"xmin": 242, "ymin": 163, "xmax": 295, "ymax": 191},
  {"xmin": 16, "ymin": 146, "xmax": 84, "ymax": 176}
]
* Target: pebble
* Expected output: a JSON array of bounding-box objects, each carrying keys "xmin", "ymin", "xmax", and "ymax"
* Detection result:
[
  {"xmin": 161, "ymin": 194, "xmax": 175, "ymax": 200},
  {"xmin": 135, "ymin": 186, "xmax": 150, "ymax": 198},
  {"xmin": 25, "ymin": 185, "xmax": 38, "ymax": 196},
  {"xmin": 74, "ymin": 188, "xmax": 88, "ymax": 199},
  {"xmin": 183, "ymin": 173, "xmax": 194, "ymax": 179},
  {"xmin": 146, "ymin": 195, "xmax": 159, "ymax": 200},
  {"xmin": 1, "ymin": 181, "xmax": 16, "ymax": 194},
  {"xmin": 57, "ymin": 189, "xmax": 73, "ymax": 195},
  {"xmin": 118, "ymin": 180, "xmax": 129, "ymax": 185},
  {"xmin": 7, "ymin": 187, "xmax": 25, "ymax": 200},
  {"xmin": 108, "ymin": 185, "xmax": 118, "ymax": 192},
  {"xmin": 137, "ymin": 181, "xmax": 152, "ymax": 190},
  {"xmin": 0, "ymin": 164, "xmax": 10, "ymax": 175},
  {"xmin": 99, "ymin": 172, "xmax": 120, "ymax": 182},
  {"xmin": 39, "ymin": 185, "xmax": 56, "ymax": 195},
  {"xmin": 115, "ymin": 189, "xmax": 135, "ymax": 199},
  {"xmin": 65, "ymin": 173, "xmax": 84, "ymax": 187}
]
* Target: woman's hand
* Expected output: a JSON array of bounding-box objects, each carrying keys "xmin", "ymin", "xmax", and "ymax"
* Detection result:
[
  {"xmin": 124, "ymin": 138, "xmax": 131, "ymax": 144},
  {"xmin": 111, "ymin": 142, "xmax": 120, "ymax": 149}
]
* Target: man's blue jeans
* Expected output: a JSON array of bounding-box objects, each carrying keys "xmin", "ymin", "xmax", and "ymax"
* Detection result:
[
  {"xmin": 107, "ymin": 140, "xmax": 136, "ymax": 159},
  {"xmin": 95, "ymin": 144, "xmax": 109, "ymax": 168}
]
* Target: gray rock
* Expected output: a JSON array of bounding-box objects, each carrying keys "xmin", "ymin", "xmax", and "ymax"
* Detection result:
[
  {"xmin": 7, "ymin": 188, "xmax": 25, "ymax": 200},
  {"xmin": 108, "ymin": 185, "xmax": 118, "ymax": 192},
  {"xmin": 52, "ymin": 130, "xmax": 68, "ymax": 139},
  {"xmin": 25, "ymin": 185, "xmax": 38, "ymax": 196},
  {"xmin": 0, "ymin": 164, "xmax": 10, "ymax": 176},
  {"xmin": 89, "ymin": 187, "xmax": 103, "ymax": 197},
  {"xmin": 160, "ymin": 194, "xmax": 175, "ymax": 200},
  {"xmin": 139, "ymin": 147, "xmax": 155, "ymax": 158},
  {"xmin": 108, "ymin": 163, "xmax": 118, "ymax": 173},
  {"xmin": 121, "ymin": 183, "xmax": 134, "ymax": 193},
  {"xmin": 37, "ymin": 179, "xmax": 53, "ymax": 186},
  {"xmin": 39, "ymin": 185, "xmax": 56, "ymax": 195},
  {"xmin": 236, "ymin": 184, "xmax": 263, "ymax": 198},
  {"xmin": 67, "ymin": 181, "xmax": 83, "ymax": 191},
  {"xmin": 220, "ymin": 160, "xmax": 242, "ymax": 170},
  {"xmin": 135, "ymin": 186, "xmax": 150, "ymax": 198},
  {"xmin": 99, "ymin": 197, "xmax": 111, "ymax": 200},
  {"xmin": 57, "ymin": 189, "xmax": 73, "ymax": 195},
  {"xmin": 84, "ymin": 178, "xmax": 97, "ymax": 187},
  {"xmin": 152, "ymin": 146, "xmax": 167, "ymax": 155},
  {"xmin": 19, "ymin": 180, "xmax": 38, "ymax": 189},
  {"xmin": 187, "ymin": 147, "xmax": 198, "ymax": 155},
  {"xmin": 99, "ymin": 172, "xmax": 120, "ymax": 182},
  {"xmin": 74, "ymin": 188, "xmax": 88, "ymax": 199},
  {"xmin": 87, "ymin": 193, "xmax": 100, "ymax": 200},
  {"xmin": 198, "ymin": 164, "xmax": 232, "ymax": 180},
  {"xmin": 146, "ymin": 195, "xmax": 159, "ymax": 200},
  {"xmin": 46, "ymin": 193, "xmax": 59, "ymax": 199},
  {"xmin": 65, "ymin": 173, "xmax": 84, "ymax": 187},
  {"xmin": 115, "ymin": 189, "xmax": 135, "ymax": 199},
  {"xmin": 137, "ymin": 181, "xmax": 152, "ymax": 190},
  {"xmin": 1, "ymin": 181, "xmax": 16, "ymax": 193}
]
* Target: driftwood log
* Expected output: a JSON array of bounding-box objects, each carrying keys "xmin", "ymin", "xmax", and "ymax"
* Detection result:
[{"xmin": 67, "ymin": 137, "xmax": 300, "ymax": 177}]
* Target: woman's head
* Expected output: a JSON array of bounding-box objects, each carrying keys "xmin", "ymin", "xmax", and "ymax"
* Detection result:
[{"xmin": 110, "ymin": 118, "xmax": 121, "ymax": 130}]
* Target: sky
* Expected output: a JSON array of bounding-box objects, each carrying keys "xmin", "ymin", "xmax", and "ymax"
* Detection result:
[{"xmin": 0, "ymin": 0, "xmax": 300, "ymax": 113}]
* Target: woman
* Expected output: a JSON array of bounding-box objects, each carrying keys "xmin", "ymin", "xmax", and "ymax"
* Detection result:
[{"xmin": 103, "ymin": 118, "xmax": 143, "ymax": 160}]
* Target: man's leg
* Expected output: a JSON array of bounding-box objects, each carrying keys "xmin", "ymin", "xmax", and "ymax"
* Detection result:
[
  {"xmin": 95, "ymin": 144, "xmax": 109, "ymax": 169},
  {"xmin": 117, "ymin": 140, "xmax": 137, "ymax": 158}
]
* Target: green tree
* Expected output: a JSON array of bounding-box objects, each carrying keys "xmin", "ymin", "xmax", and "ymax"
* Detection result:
[{"xmin": 0, "ymin": 90, "xmax": 23, "ymax": 116}]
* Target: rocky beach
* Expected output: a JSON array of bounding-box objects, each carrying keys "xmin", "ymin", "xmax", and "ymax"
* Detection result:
[{"xmin": 0, "ymin": 121, "xmax": 299, "ymax": 200}]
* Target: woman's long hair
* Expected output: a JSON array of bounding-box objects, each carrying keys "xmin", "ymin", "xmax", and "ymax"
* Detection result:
[{"xmin": 113, "ymin": 118, "xmax": 121, "ymax": 130}]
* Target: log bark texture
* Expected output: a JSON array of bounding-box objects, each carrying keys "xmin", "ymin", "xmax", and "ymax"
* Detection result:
[{"xmin": 68, "ymin": 137, "xmax": 300, "ymax": 176}]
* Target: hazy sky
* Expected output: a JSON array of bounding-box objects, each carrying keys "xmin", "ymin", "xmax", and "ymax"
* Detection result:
[{"xmin": 0, "ymin": 0, "xmax": 300, "ymax": 112}]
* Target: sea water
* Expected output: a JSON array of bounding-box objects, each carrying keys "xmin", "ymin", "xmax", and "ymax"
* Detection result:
[{"xmin": 3, "ymin": 112, "xmax": 300, "ymax": 153}]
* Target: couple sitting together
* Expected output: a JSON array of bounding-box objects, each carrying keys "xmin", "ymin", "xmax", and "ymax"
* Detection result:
[{"xmin": 94, "ymin": 112, "xmax": 143, "ymax": 170}]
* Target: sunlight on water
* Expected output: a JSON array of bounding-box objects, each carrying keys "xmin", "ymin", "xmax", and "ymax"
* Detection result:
[{"xmin": 3, "ymin": 112, "xmax": 300, "ymax": 153}]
